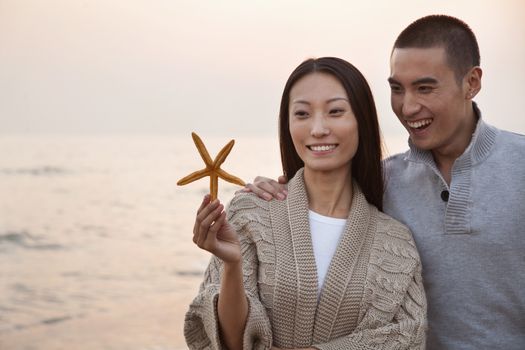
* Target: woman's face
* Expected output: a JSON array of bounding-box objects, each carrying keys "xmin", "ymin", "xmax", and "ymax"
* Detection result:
[{"xmin": 288, "ymin": 72, "xmax": 359, "ymax": 176}]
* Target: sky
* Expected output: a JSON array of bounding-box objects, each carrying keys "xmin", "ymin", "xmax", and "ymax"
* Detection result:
[{"xmin": 1, "ymin": 0, "xmax": 524, "ymax": 146}]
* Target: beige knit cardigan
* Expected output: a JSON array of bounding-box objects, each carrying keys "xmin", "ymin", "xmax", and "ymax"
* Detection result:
[{"xmin": 184, "ymin": 169, "xmax": 427, "ymax": 349}]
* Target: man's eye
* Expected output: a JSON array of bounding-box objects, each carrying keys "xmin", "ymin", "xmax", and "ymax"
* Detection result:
[
  {"xmin": 389, "ymin": 85, "xmax": 402, "ymax": 94},
  {"xmin": 418, "ymin": 86, "xmax": 433, "ymax": 93}
]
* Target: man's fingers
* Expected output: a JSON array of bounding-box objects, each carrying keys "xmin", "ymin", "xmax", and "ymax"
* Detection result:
[
  {"xmin": 240, "ymin": 176, "xmax": 289, "ymax": 201},
  {"xmin": 238, "ymin": 185, "xmax": 252, "ymax": 193},
  {"xmin": 253, "ymin": 176, "xmax": 274, "ymax": 184},
  {"xmin": 252, "ymin": 177, "xmax": 287, "ymax": 200},
  {"xmin": 245, "ymin": 183, "xmax": 273, "ymax": 201}
]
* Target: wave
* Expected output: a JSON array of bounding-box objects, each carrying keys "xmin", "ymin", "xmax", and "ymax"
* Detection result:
[
  {"xmin": 0, "ymin": 231, "xmax": 63, "ymax": 250},
  {"xmin": 0, "ymin": 166, "xmax": 68, "ymax": 176}
]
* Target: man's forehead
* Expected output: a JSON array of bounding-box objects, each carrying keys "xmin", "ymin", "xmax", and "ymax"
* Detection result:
[
  {"xmin": 389, "ymin": 46, "xmax": 452, "ymax": 79},
  {"xmin": 390, "ymin": 46, "xmax": 447, "ymax": 63}
]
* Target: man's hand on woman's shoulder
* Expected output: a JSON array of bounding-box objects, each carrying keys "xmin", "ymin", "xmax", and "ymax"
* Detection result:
[{"xmin": 241, "ymin": 175, "xmax": 288, "ymax": 201}]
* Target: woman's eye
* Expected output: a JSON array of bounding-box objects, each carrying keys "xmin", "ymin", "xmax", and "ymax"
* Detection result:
[
  {"xmin": 329, "ymin": 108, "xmax": 344, "ymax": 115},
  {"xmin": 294, "ymin": 111, "xmax": 309, "ymax": 118}
]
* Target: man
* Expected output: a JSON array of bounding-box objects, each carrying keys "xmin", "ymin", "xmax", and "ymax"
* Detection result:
[{"xmin": 247, "ymin": 15, "xmax": 525, "ymax": 349}]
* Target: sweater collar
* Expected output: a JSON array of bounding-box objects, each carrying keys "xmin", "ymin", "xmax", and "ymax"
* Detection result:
[
  {"xmin": 406, "ymin": 102, "xmax": 498, "ymax": 166},
  {"xmin": 269, "ymin": 168, "xmax": 375, "ymax": 345}
]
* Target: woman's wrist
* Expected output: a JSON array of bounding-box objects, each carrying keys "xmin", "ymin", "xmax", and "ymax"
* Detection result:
[{"xmin": 222, "ymin": 260, "xmax": 243, "ymax": 274}]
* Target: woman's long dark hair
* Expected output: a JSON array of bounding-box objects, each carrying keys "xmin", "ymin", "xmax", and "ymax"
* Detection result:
[{"xmin": 279, "ymin": 57, "xmax": 384, "ymax": 210}]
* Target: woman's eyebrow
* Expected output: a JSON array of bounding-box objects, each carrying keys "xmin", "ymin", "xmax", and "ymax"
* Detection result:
[{"xmin": 291, "ymin": 97, "xmax": 348, "ymax": 104}]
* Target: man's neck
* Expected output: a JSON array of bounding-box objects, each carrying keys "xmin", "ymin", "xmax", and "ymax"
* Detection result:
[{"xmin": 432, "ymin": 106, "xmax": 478, "ymax": 185}]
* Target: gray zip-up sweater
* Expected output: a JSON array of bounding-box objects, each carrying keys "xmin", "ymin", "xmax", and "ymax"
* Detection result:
[{"xmin": 383, "ymin": 105, "xmax": 525, "ymax": 349}]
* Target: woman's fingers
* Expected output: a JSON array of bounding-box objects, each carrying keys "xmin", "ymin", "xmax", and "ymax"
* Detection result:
[
  {"xmin": 193, "ymin": 195, "xmax": 211, "ymax": 242},
  {"xmin": 196, "ymin": 201, "xmax": 224, "ymax": 248},
  {"xmin": 203, "ymin": 211, "xmax": 226, "ymax": 248},
  {"xmin": 191, "ymin": 198, "xmax": 240, "ymax": 263},
  {"xmin": 197, "ymin": 194, "xmax": 211, "ymax": 214}
]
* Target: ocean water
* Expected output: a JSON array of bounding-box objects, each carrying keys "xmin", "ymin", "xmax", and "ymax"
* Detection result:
[{"xmin": 0, "ymin": 134, "xmax": 282, "ymax": 349}]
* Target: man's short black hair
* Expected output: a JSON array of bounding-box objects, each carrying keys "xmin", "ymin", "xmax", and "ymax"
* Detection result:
[{"xmin": 394, "ymin": 15, "xmax": 480, "ymax": 82}]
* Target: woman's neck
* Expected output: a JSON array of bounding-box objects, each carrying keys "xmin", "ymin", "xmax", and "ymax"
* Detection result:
[{"xmin": 303, "ymin": 167, "xmax": 353, "ymax": 219}]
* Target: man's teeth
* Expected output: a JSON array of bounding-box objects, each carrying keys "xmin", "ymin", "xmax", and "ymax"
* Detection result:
[
  {"xmin": 310, "ymin": 145, "xmax": 336, "ymax": 152},
  {"xmin": 407, "ymin": 119, "xmax": 432, "ymax": 129}
]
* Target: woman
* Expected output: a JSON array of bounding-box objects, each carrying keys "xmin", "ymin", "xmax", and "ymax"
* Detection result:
[{"xmin": 184, "ymin": 57, "xmax": 427, "ymax": 350}]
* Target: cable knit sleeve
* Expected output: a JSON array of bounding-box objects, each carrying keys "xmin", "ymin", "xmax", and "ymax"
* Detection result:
[
  {"xmin": 184, "ymin": 193, "xmax": 273, "ymax": 350},
  {"xmin": 313, "ymin": 218, "xmax": 427, "ymax": 350}
]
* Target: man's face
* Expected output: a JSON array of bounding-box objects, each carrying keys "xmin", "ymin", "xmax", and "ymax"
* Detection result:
[{"xmin": 388, "ymin": 47, "xmax": 474, "ymax": 156}]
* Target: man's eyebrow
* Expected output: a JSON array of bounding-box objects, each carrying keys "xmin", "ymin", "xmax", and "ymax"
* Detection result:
[
  {"xmin": 387, "ymin": 77, "xmax": 400, "ymax": 85},
  {"xmin": 387, "ymin": 77, "xmax": 438, "ymax": 85},
  {"xmin": 412, "ymin": 77, "xmax": 438, "ymax": 85}
]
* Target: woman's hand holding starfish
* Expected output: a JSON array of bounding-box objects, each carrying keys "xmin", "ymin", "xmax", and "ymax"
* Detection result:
[
  {"xmin": 182, "ymin": 132, "xmax": 247, "ymax": 350},
  {"xmin": 193, "ymin": 194, "xmax": 241, "ymax": 263},
  {"xmin": 194, "ymin": 194, "xmax": 247, "ymax": 350}
]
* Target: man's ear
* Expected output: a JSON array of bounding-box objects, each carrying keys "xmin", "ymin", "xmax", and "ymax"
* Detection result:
[{"xmin": 464, "ymin": 66, "xmax": 482, "ymax": 100}]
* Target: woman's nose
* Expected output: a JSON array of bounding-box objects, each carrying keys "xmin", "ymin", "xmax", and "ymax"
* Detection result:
[{"xmin": 310, "ymin": 115, "xmax": 329, "ymax": 137}]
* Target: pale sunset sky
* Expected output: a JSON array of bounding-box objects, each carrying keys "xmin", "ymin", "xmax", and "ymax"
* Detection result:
[{"xmin": 1, "ymin": 0, "xmax": 524, "ymax": 148}]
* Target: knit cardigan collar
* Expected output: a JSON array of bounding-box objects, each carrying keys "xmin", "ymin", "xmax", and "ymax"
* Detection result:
[{"xmin": 268, "ymin": 168, "xmax": 377, "ymax": 347}]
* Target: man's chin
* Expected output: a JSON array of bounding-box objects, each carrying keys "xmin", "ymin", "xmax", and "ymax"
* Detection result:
[{"xmin": 409, "ymin": 136, "xmax": 435, "ymax": 151}]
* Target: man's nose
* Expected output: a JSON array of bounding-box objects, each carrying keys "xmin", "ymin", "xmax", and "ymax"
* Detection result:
[{"xmin": 401, "ymin": 93, "xmax": 422, "ymax": 117}]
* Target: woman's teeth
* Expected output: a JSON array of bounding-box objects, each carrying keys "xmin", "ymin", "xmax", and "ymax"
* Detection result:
[{"xmin": 309, "ymin": 144, "xmax": 336, "ymax": 152}]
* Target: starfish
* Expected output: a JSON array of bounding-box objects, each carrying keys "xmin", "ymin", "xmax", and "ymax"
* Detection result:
[{"xmin": 177, "ymin": 132, "xmax": 246, "ymax": 200}]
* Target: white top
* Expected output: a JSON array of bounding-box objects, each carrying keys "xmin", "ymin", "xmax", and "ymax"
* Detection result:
[{"xmin": 308, "ymin": 210, "xmax": 346, "ymax": 294}]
